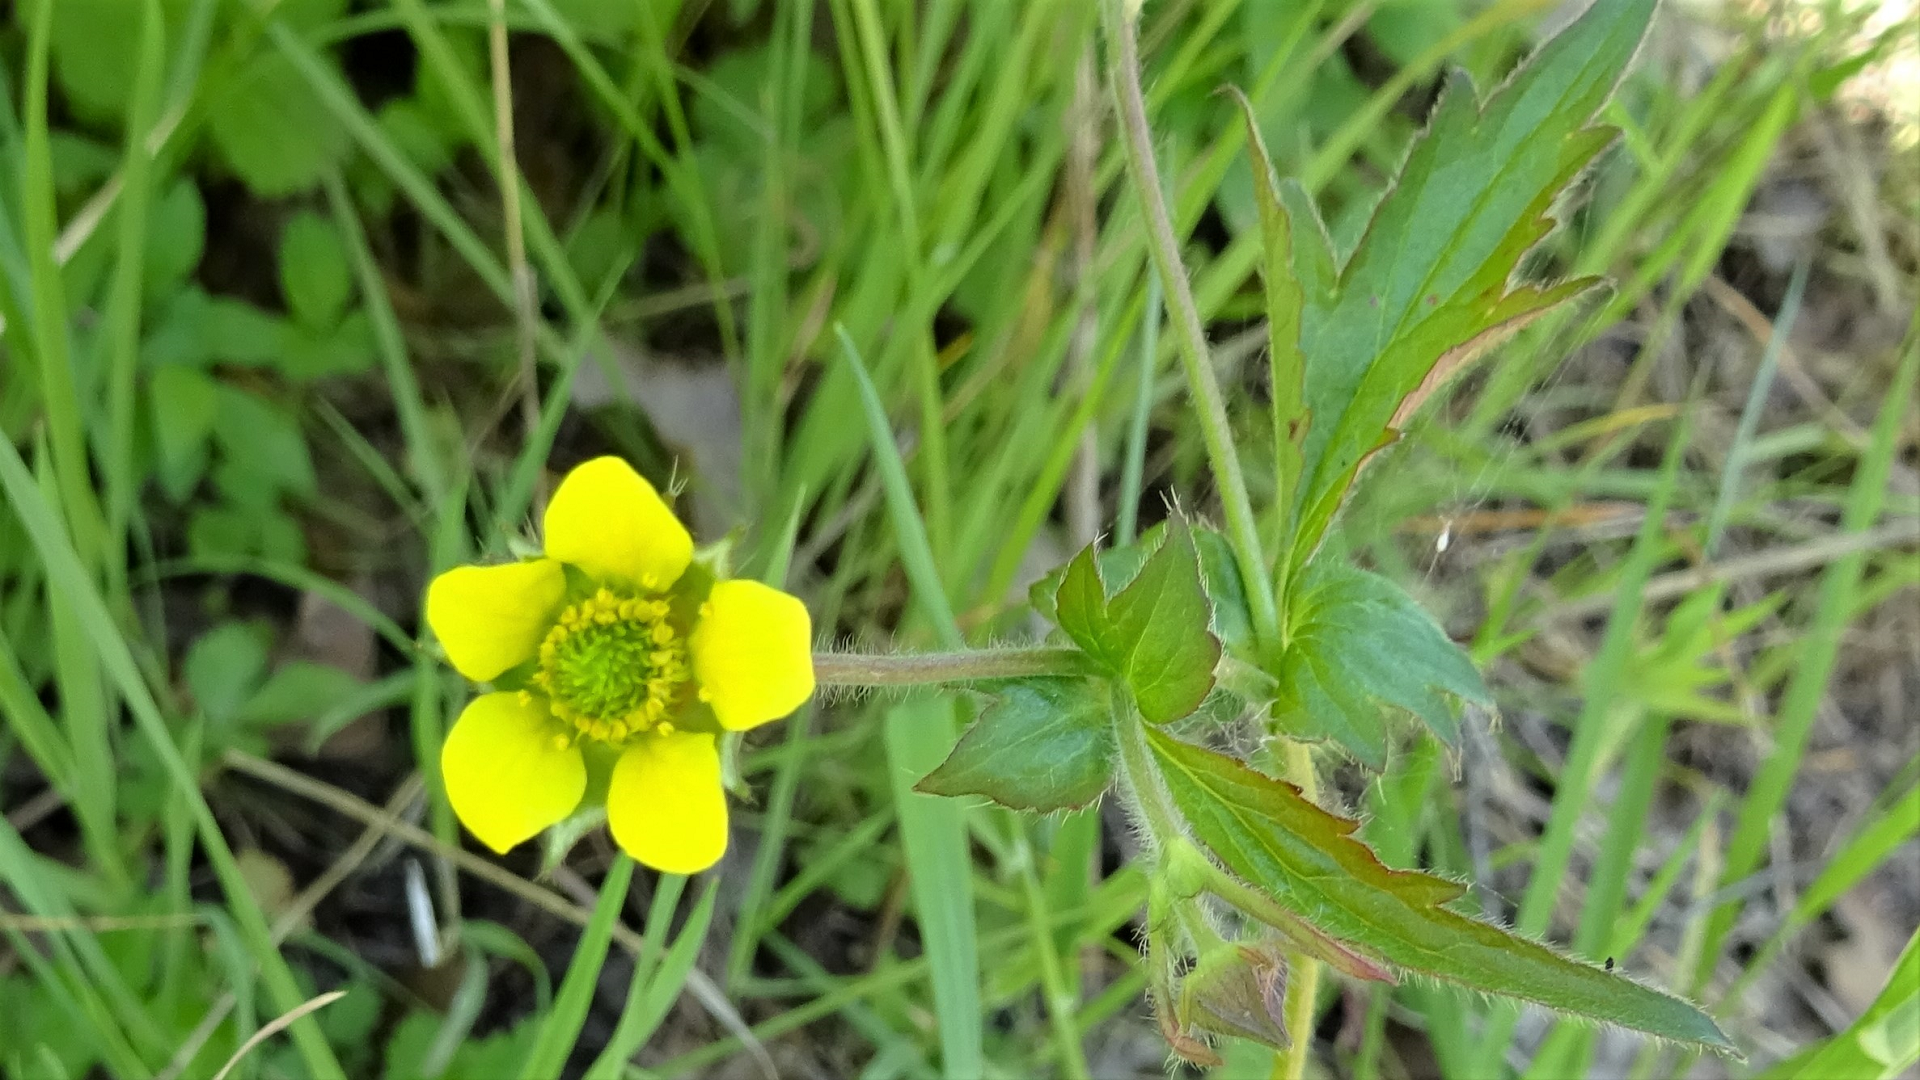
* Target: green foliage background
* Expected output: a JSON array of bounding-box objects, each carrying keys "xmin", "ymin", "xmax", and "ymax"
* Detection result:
[{"xmin": 0, "ymin": 0, "xmax": 1914, "ymax": 1077}]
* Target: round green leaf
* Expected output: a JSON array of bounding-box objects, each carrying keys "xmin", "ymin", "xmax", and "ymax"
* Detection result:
[{"xmin": 206, "ymin": 52, "xmax": 349, "ymax": 196}]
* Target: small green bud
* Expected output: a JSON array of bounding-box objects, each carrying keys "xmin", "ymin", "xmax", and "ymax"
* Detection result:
[{"xmin": 1177, "ymin": 940, "xmax": 1291, "ymax": 1052}]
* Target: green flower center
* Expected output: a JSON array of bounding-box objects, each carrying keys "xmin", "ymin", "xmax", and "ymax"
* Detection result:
[{"xmin": 532, "ymin": 587, "xmax": 690, "ymax": 744}]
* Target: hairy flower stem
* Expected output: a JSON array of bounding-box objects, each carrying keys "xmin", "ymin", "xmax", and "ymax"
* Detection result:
[
  {"xmin": 1101, "ymin": 0, "xmax": 1280, "ymax": 650},
  {"xmin": 810, "ymin": 647, "xmax": 1095, "ymax": 687}
]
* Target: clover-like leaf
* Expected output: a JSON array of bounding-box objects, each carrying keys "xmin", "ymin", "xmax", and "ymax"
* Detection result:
[
  {"xmin": 1272, "ymin": 562, "xmax": 1489, "ymax": 770},
  {"xmin": 916, "ymin": 678, "xmax": 1114, "ymax": 812},
  {"xmin": 1143, "ymin": 726, "xmax": 1735, "ymax": 1051},
  {"xmin": 1052, "ymin": 525, "xmax": 1219, "ymax": 724}
]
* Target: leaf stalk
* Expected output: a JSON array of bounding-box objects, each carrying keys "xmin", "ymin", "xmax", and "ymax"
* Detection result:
[
  {"xmin": 1100, "ymin": 0, "xmax": 1280, "ymax": 650},
  {"xmin": 811, "ymin": 647, "xmax": 1095, "ymax": 687}
]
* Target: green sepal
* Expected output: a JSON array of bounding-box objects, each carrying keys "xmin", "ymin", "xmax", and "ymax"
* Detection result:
[
  {"xmin": 539, "ymin": 805, "xmax": 607, "ymax": 879},
  {"xmin": 1176, "ymin": 941, "xmax": 1291, "ymax": 1054}
]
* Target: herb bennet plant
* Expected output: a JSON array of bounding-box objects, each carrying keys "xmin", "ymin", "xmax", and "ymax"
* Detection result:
[
  {"xmin": 422, "ymin": 0, "xmax": 1737, "ymax": 1069},
  {"xmin": 802, "ymin": 0, "xmax": 1736, "ymax": 1067}
]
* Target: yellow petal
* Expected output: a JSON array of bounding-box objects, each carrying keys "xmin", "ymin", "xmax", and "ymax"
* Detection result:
[
  {"xmin": 690, "ymin": 579, "xmax": 815, "ymax": 731},
  {"xmin": 606, "ymin": 732, "xmax": 727, "ymax": 874},
  {"xmin": 441, "ymin": 692, "xmax": 584, "ymax": 854},
  {"xmin": 543, "ymin": 457, "xmax": 692, "ymax": 591},
  {"xmin": 425, "ymin": 559, "xmax": 567, "ymax": 682}
]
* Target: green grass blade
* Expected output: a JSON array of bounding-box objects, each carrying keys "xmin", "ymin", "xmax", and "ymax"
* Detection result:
[
  {"xmin": 841, "ymin": 326, "xmax": 984, "ymax": 1077},
  {"xmin": 519, "ymin": 855, "xmax": 634, "ymax": 1079},
  {"xmin": 1693, "ymin": 333, "xmax": 1920, "ymax": 994},
  {"xmin": 1758, "ymin": 927, "xmax": 1920, "ymax": 1079},
  {"xmin": 0, "ymin": 439, "xmax": 347, "ymax": 1080},
  {"xmin": 585, "ymin": 877, "xmax": 719, "ymax": 1080},
  {"xmin": 1470, "ymin": 406, "xmax": 1701, "ymax": 1073}
]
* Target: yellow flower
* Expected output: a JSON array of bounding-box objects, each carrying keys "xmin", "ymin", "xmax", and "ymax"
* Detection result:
[{"xmin": 423, "ymin": 457, "xmax": 814, "ymax": 874}]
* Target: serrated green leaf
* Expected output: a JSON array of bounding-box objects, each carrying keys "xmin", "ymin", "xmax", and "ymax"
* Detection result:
[
  {"xmin": 1028, "ymin": 526, "xmax": 1160, "ymax": 624},
  {"xmin": 1192, "ymin": 527, "xmax": 1253, "ymax": 658},
  {"xmin": 1053, "ymin": 526, "xmax": 1220, "ymax": 724},
  {"xmin": 280, "ymin": 210, "xmax": 353, "ymax": 329},
  {"xmin": 1142, "ymin": 726, "xmax": 1735, "ymax": 1051},
  {"xmin": 1241, "ymin": 0, "xmax": 1653, "ymax": 574},
  {"xmin": 916, "ymin": 678, "xmax": 1115, "ymax": 812},
  {"xmin": 1231, "ymin": 90, "xmax": 1308, "ymax": 551},
  {"xmin": 1273, "ymin": 562, "xmax": 1488, "ymax": 769}
]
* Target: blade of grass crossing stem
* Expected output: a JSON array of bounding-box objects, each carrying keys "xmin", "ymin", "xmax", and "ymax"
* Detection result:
[
  {"xmin": 842, "ymin": 327, "xmax": 985, "ymax": 1077},
  {"xmin": 101, "ymin": 0, "xmax": 165, "ymax": 570},
  {"xmin": 585, "ymin": 878, "xmax": 718, "ymax": 1080},
  {"xmin": 1526, "ymin": 710, "xmax": 1679, "ymax": 1079},
  {"xmin": 1695, "ymin": 334, "xmax": 1920, "ymax": 998},
  {"xmin": 19, "ymin": 0, "xmax": 106, "ymax": 570},
  {"xmin": 1730, "ymin": 775, "xmax": 1920, "ymax": 1010},
  {"xmin": 729, "ymin": 497, "xmax": 811, "ymax": 985},
  {"xmin": 0, "ymin": 438, "xmax": 347, "ymax": 1080},
  {"xmin": 0, "ymin": 818, "xmax": 156, "ymax": 1076},
  {"xmin": 1704, "ymin": 259, "xmax": 1809, "ymax": 556},
  {"xmin": 761, "ymin": 934, "xmax": 934, "ymax": 1077},
  {"xmin": 36, "ymin": 455, "xmax": 123, "ymax": 887},
  {"xmin": 840, "ymin": 327, "xmax": 963, "ymax": 645},
  {"xmin": 1468, "ymin": 407, "xmax": 1699, "ymax": 1075},
  {"xmin": 322, "ymin": 171, "xmax": 447, "ymax": 507},
  {"xmin": 1115, "ymin": 272, "xmax": 1162, "ymax": 545},
  {"xmin": 520, "ymin": 855, "xmax": 634, "ymax": 1078},
  {"xmin": 845, "ymin": 0, "xmax": 952, "ymax": 564}
]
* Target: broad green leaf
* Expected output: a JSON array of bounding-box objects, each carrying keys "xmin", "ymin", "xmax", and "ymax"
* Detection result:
[
  {"xmin": 148, "ymin": 364, "xmax": 218, "ymax": 501},
  {"xmin": 143, "ymin": 180, "xmax": 206, "ymax": 302},
  {"xmin": 206, "ymin": 52, "xmax": 350, "ymax": 196},
  {"xmin": 1053, "ymin": 525, "xmax": 1220, "ymax": 724},
  {"xmin": 184, "ymin": 622, "xmax": 270, "ymax": 724},
  {"xmin": 211, "ymin": 385, "xmax": 316, "ymax": 501},
  {"xmin": 281, "ymin": 313, "xmax": 376, "ymax": 381},
  {"xmin": 280, "ymin": 210, "xmax": 353, "ymax": 329},
  {"xmin": 237, "ymin": 662, "xmax": 365, "ymax": 728},
  {"xmin": 1273, "ymin": 562, "xmax": 1488, "ymax": 769},
  {"xmin": 1244, "ymin": 0, "xmax": 1653, "ymax": 575},
  {"xmin": 43, "ymin": 0, "xmax": 185, "ymax": 123},
  {"xmin": 1143, "ymin": 726, "xmax": 1734, "ymax": 1051},
  {"xmin": 205, "ymin": 295, "xmax": 293, "ymax": 367},
  {"xmin": 916, "ymin": 678, "xmax": 1115, "ymax": 812}
]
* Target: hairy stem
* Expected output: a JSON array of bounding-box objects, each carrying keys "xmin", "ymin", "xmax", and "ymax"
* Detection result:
[
  {"xmin": 1275, "ymin": 740, "xmax": 1323, "ymax": 1080},
  {"xmin": 811, "ymin": 647, "xmax": 1094, "ymax": 687},
  {"xmin": 1101, "ymin": 0, "xmax": 1280, "ymax": 649}
]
